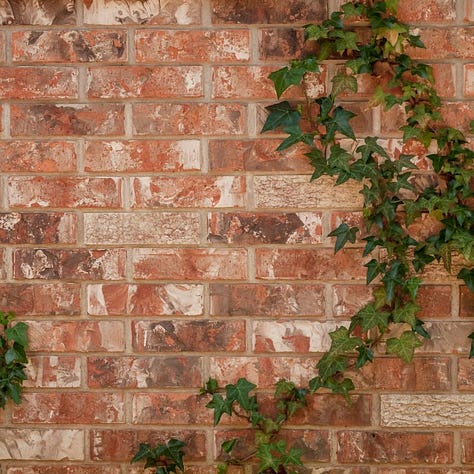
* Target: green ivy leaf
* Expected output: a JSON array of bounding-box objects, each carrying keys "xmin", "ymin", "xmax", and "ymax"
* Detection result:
[
  {"xmin": 355, "ymin": 304, "xmax": 390, "ymax": 332},
  {"xmin": 386, "ymin": 331, "xmax": 423, "ymax": 363},
  {"xmin": 269, "ymin": 60, "xmax": 319, "ymax": 99},
  {"xmin": 221, "ymin": 439, "xmax": 238, "ymax": 454},
  {"xmin": 261, "ymin": 101, "xmax": 300, "ymax": 133},
  {"xmin": 392, "ymin": 302, "xmax": 420, "ymax": 328},
  {"xmin": 328, "ymin": 223, "xmax": 359, "ymax": 253},
  {"xmin": 324, "ymin": 106, "xmax": 356, "ymax": 141},
  {"xmin": 458, "ymin": 268, "xmax": 474, "ymax": 291},
  {"xmin": 206, "ymin": 393, "xmax": 233, "ymax": 426},
  {"xmin": 356, "ymin": 345, "xmax": 374, "ymax": 368},
  {"xmin": 5, "ymin": 322, "xmax": 28, "ymax": 348},
  {"xmin": 225, "ymin": 378, "xmax": 256, "ymax": 411}
]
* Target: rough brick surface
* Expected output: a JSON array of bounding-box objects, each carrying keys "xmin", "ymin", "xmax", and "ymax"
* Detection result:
[{"xmin": 0, "ymin": 0, "xmax": 472, "ymax": 471}]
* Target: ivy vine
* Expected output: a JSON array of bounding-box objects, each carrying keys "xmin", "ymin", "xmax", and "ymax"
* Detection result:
[{"xmin": 262, "ymin": 0, "xmax": 474, "ymax": 398}]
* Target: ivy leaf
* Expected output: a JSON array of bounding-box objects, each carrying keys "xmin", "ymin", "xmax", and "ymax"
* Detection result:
[
  {"xmin": 316, "ymin": 353, "xmax": 348, "ymax": 381},
  {"xmin": 225, "ymin": 378, "xmax": 256, "ymax": 411},
  {"xmin": 386, "ymin": 331, "xmax": 423, "ymax": 363},
  {"xmin": 5, "ymin": 322, "xmax": 28, "ymax": 348},
  {"xmin": 324, "ymin": 106, "xmax": 356, "ymax": 141},
  {"xmin": 206, "ymin": 393, "xmax": 233, "ymax": 426},
  {"xmin": 458, "ymin": 268, "xmax": 474, "ymax": 291},
  {"xmin": 331, "ymin": 73, "xmax": 358, "ymax": 98},
  {"xmin": 328, "ymin": 223, "xmax": 359, "ymax": 253},
  {"xmin": 221, "ymin": 439, "xmax": 238, "ymax": 454},
  {"xmin": 365, "ymin": 259, "xmax": 384, "ymax": 283},
  {"xmin": 269, "ymin": 67, "xmax": 305, "ymax": 99},
  {"xmin": 257, "ymin": 442, "xmax": 285, "ymax": 472},
  {"xmin": 414, "ymin": 318, "xmax": 431, "ymax": 339},
  {"xmin": 323, "ymin": 377, "xmax": 355, "ymax": 400},
  {"xmin": 261, "ymin": 101, "xmax": 300, "ymax": 133},
  {"xmin": 328, "ymin": 326, "xmax": 363, "ymax": 353},
  {"xmin": 200, "ymin": 377, "xmax": 219, "ymax": 395},
  {"xmin": 355, "ymin": 304, "xmax": 390, "ymax": 332},
  {"xmin": 281, "ymin": 447, "xmax": 304, "ymax": 467},
  {"xmin": 356, "ymin": 345, "xmax": 374, "ymax": 368},
  {"xmin": 217, "ymin": 464, "xmax": 228, "ymax": 474},
  {"xmin": 392, "ymin": 302, "xmax": 420, "ymax": 328}
]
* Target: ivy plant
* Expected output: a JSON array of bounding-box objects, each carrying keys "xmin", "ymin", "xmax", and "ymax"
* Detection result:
[
  {"xmin": 131, "ymin": 438, "xmax": 186, "ymax": 474},
  {"xmin": 262, "ymin": 0, "xmax": 474, "ymax": 396},
  {"xmin": 0, "ymin": 311, "xmax": 28, "ymax": 408}
]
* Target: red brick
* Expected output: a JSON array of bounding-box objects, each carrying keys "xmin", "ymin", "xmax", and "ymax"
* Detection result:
[
  {"xmin": 11, "ymin": 104, "xmax": 125, "ymax": 137},
  {"xmin": 13, "ymin": 248, "xmax": 126, "ymax": 280},
  {"xmin": 208, "ymin": 139, "xmax": 313, "ymax": 172},
  {"xmin": 0, "ymin": 248, "xmax": 4, "ymax": 279},
  {"xmin": 25, "ymin": 356, "xmax": 81, "ymax": 388},
  {"xmin": 131, "ymin": 176, "xmax": 245, "ymax": 208},
  {"xmin": 252, "ymin": 320, "xmax": 339, "ymax": 353},
  {"xmin": 431, "ymin": 63, "xmax": 456, "ymax": 98},
  {"xmin": 462, "ymin": 432, "xmax": 474, "ymax": 463},
  {"xmin": 8, "ymin": 177, "xmax": 121, "ymax": 209},
  {"xmin": 90, "ymin": 429, "xmax": 206, "ymax": 462},
  {"xmin": 84, "ymin": 139, "xmax": 201, "ymax": 172},
  {"xmin": 215, "ymin": 429, "xmax": 330, "ymax": 462},
  {"xmin": 337, "ymin": 431, "xmax": 453, "ymax": 463},
  {"xmin": 398, "ymin": 0, "xmax": 456, "ymax": 23},
  {"xmin": 256, "ymin": 248, "xmax": 367, "ymax": 280},
  {"xmin": 0, "ymin": 212, "xmax": 77, "ymax": 244},
  {"xmin": 0, "ymin": 141, "xmax": 76, "ymax": 172},
  {"xmin": 12, "ymin": 30, "xmax": 127, "ymax": 63},
  {"xmin": 135, "ymin": 30, "xmax": 250, "ymax": 62},
  {"xmin": 84, "ymin": 212, "xmax": 201, "ymax": 245},
  {"xmin": 132, "ymin": 393, "xmax": 211, "ymax": 424},
  {"xmin": 6, "ymin": 467, "xmax": 121, "ymax": 474},
  {"xmin": 0, "ymin": 283, "xmax": 80, "ymax": 315},
  {"xmin": 378, "ymin": 469, "xmax": 472, "ymax": 474},
  {"xmin": 28, "ymin": 320, "xmax": 125, "ymax": 352},
  {"xmin": 12, "ymin": 393, "xmax": 125, "ymax": 424},
  {"xmin": 458, "ymin": 358, "xmax": 474, "ymax": 391},
  {"xmin": 460, "ymin": 286, "xmax": 474, "ymax": 317},
  {"xmin": 87, "ymin": 283, "xmax": 204, "ymax": 316},
  {"xmin": 87, "ymin": 356, "xmax": 203, "ymax": 388},
  {"xmin": 0, "ymin": 67, "xmax": 77, "ymax": 99},
  {"xmin": 259, "ymin": 28, "xmax": 305, "ymax": 61},
  {"xmin": 209, "ymin": 212, "xmax": 323, "ymax": 244},
  {"xmin": 210, "ymin": 283, "xmax": 325, "ymax": 316},
  {"xmin": 373, "ymin": 357, "xmax": 451, "ymax": 391},
  {"xmin": 440, "ymin": 102, "xmax": 474, "ymax": 132},
  {"xmin": 0, "ymin": 32, "xmax": 5, "ymax": 64},
  {"xmin": 212, "ymin": 1, "xmax": 327, "ymax": 24},
  {"xmin": 132, "ymin": 320, "xmax": 246, "ymax": 352},
  {"xmin": 84, "ymin": 1, "xmax": 201, "ymax": 25},
  {"xmin": 409, "ymin": 27, "xmax": 474, "ymax": 59},
  {"xmin": 421, "ymin": 322, "xmax": 473, "ymax": 354},
  {"xmin": 465, "ymin": 64, "xmax": 474, "ymax": 97},
  {"xmin": 87, "ymin": 66, "xmax": 203, "ymax": 98},
  {"xmin": 133, "ymin": 103, "xmax": 246, "ymax": 136},
  {"xmin": 133, "ymin": 248, "xmax": 247, "ymax": 280}
]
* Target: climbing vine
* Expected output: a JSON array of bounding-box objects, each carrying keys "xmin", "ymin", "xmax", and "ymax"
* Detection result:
[{"xmin": 132, "ymin": 1, "xmax": 474, "ymax": 472}]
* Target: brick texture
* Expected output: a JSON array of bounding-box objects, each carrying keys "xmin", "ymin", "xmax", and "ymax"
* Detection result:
[{"xmin": 0, "ymin": 0, "xmax": 472, "ymax": 472}]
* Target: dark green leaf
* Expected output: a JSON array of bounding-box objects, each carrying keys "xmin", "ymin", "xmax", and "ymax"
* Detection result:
[
  {"xmin": 269, "ymin": 66, "xmax": 305, "ymax": 99},
  {"xmin": 5, "ymin": 322, "xmax": 28, "ymax": 348},
  {"xmin": 261, "ymin": 101, "xmax": 300, "ymax": 133},
  {"xmin": 225, "ymin": 378, "xmax": 256, "ymax": 411},
  {"xmin": 458, "ymin": 268, "xmax": 474, "ymax": 291},
  {"xmin": 324, "ymin": 106, "xmax": 356, "ymax": 141},
  {"xmin": 469, "ymin": 331, "xmax": 474, "ymax": 358},
  {"xmin": 355, "ymin": 304, "xmax": 390, "ymax": 332},
  {"xmin": 331, "ymin": 73, "xmax": 358, "ymax": 97},
  {"xmin": 206, "ymin": 393, "xmax": 233, "ymax": 426},
  {"xmin": 328, "ymin": 223, "xmax": 359, "ymax": 253},
  {"xmin": 221, "ymin": 439, "xmax": 238, "ymax": 454}
]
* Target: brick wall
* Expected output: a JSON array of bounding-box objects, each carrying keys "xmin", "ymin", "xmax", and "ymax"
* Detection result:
[{"xmin": 0, "ymin": 0, "xmax": 473, "ymax": 472}]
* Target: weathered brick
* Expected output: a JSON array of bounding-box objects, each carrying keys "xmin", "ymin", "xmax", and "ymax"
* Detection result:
[
  {"xmin": 398, "ymin": 0, "xmax": 456, "ymax": 23},
  {"xmin": 259, "ymin": 28, "xmax": 304, "ymax": 61},
  {"xmin": 254, "ymin": 175, "xmax": 363, "ymax": 209},
  {"xmin": 11, "ymin": 104, "xmax": 125, "ymax": 137},
  {"xmin": 373, "ymin": 357, "xmax": 451, "ymax": 391},
  {"xmin": 84, "ymin": 0, "xmax": 201, "ymax": 25},
  {"xmin": 460, "ymin": 285, "xmax": 474, "ymax": 318},
  {"xmin": 0, "ymin": 283, "xmax": 80, "ymax": 315},
  {"xmin": 132, "ymin": 103, "xmax": 246, "ymax": 136},
  {"xmin": 13, "ymin": 248, "xmax": 126, "ymax": 280},
  {"xmin": 132, "ymin": 320, "xmax": 246, "ymax": 352},
  {"xmin": 441, "ymin": 102, "xmax": 474, "ymax": 132},
  {"xmin": 0, "ymin": 212, "xmax": 77, "ymax": 244},
  {"xmin": 0, "ymin": 430, "xmax": 84, "ymax": 461},
  {"xmin": 419, "ymin": 322, "xmax": 473, "ymax": 354},
  {"xmin": 252, "ymin": 320, "xmax": 341, "ymax": 352},
  {"xmin": 215, "ymin": 429, "xmax": 330, "ymax": 462},
  {"xmin": 458, "ymin": 358, "xmax": 474, "ymax": 391},
  {"xmin": 337, "ymin": 431, "xmax": 453, "ymax": 464},
  {"xmin": 210, "ymin": 283, "xmax": 325, "ymax": 316},
  {"xmin": 131, "ymin": 176, "xmax": 245, "ymax": 208},
  {"xmin": 212, "ymin": 0, "xmax": 327, "ymax": 24},
  {"xmin": 208, "ymin": 212, "xmax": 323, "ymax": 244},
  {"xmin": 87, "ymin": 66, "xmax": 203, "ymax": 98},
  {"xmin": 256, "ymin": 248, "xmax": 367, "ymax": 280},
  {"xmin": 0, "ymin": 67, "xmax": 77, "ymax": 99},
  {"xmin": 84, "ymin": 140, "xmax": 201, "ymax": 172},
  {"xmin": 90, "ymin": 429, "xmax": 206, "ymax": 462},
  {"xmin": 8, "ymin": 177, "xmax": 121, "ymax": 209},
  {"xmin": 135, "ymin": 30, "xmax": 250, "ymax": 62},
  {"xmin": 381, "ymin": 394, "xmax": 474, "ymax": 427},
  {"xmin": 25, "ymin": 356, "xmax": 81, "ymax": 388},
  {"xmin": 0, "ymin": 32, "xmax": 5, "ymax": 63},
  {"xmin": 84, "ymin": 212, "xmax": 201, "ymax": 245},
  {"xmin": 409, "ymin": 27, "xmax": 474, "ymax": 59},
  {"xmin": 12, "ymin": 393, "xmax": 125, "ymax": 424},
  {"xmin": 133, "ymin": 248, "xmax": 247, "ymax": 280},
  {"xmin": 208, "ymin": 139, "xmax": 313, "ymax": 172},
  {"xmin": 0, "ymin": 141, "xmax": 76, "ymax": 172},
  {"xmin": 467, "ymin": 2, "xmax": 474, "ymax": 22},
  {"xmin": 465, "ymin": 64, "xmax": 474, "ymax": 97},
  {"xmin": 377, "ymin": 469, "xmax": 471, "ymax": 474},
  {"xmin": 87, "ymin": 283, "xmax": 204, "ymax": 316},
  {"xmin": 0, "ymin": 1, "xmax": 75, "ymax": 24},
  {"xmin": 132, "ymin": 393, "xmax": 211, "ymax": 424},
  {"xmin": 27, "ymin": 320, "xmax": 125, "ymax": 352},
  {"xmin": 87, "ymin": 357, "xmax": 203, "ymax": 388},
  {"xmin": 6, "ymin": 467, "xmax": 121, "ymax": 474},
  {"xmin": 12, "ymin": 30, "xmax": 126, "ymax": 63},
  {"xmin": 462, "ymin": 432, "xmax": 474, "ymax": 463}
]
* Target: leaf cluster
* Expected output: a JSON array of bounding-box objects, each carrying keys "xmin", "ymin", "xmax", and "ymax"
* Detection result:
[
  {"xmin": 0, "ymin": 311, "xmax": 28, "ymax": 408},
  {"xmin": 131, "ymin": 438, "xmax": 186, "ymax": 474}
]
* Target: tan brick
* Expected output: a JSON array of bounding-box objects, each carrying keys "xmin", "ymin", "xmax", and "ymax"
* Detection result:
[
  {"xmin": 12, "ymin": 30, "xmax": 127, "ymax": 63},
  {"xmin": 398, "ymin": 0, "xmax": 456, "ymax": 23}
]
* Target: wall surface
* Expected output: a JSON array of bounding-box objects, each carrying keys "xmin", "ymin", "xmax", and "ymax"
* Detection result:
[{"xmin": 0, "ymin": 0, "xmax": 473, "ymax": 472}]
